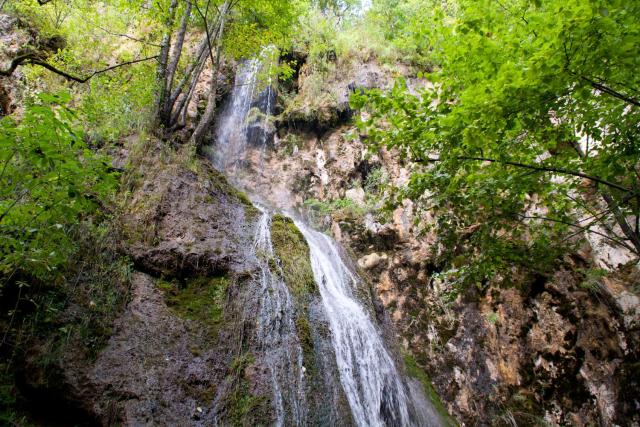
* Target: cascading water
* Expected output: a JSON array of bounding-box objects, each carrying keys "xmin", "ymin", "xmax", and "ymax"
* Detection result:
[
  {"xmin": 211, "ymin": 51, "xmax": 443, "ymax": 427},
  {"xmin": 252, "ymin": 207, "xmax": 307, "ymax": 426},
  {"xmin": 212, "ymin": 48, "xmax": 275, "ymax": 175},
  {"xmin": 293, "ymin": 220, "xmax": 440, "ymax": 427}
]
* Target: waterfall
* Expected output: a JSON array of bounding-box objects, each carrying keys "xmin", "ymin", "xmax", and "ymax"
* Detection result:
[
  {"xmin": 212, "ymin": 48, "xmax": 275, "ymax": 174},
  {"xmin": 293, "ymin": 220, "xmax": 440, "ymax": 427},
  {"xmin": 253, "ymin": 207, "xmax": 307, "ymax": 426},
  {"xmin": 212, "ymin": 51, "xmax": 443, "ymax": 427}
]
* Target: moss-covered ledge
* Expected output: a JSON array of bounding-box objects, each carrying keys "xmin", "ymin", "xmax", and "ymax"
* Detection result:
[
  {"xmin": 269, "ymin": 215, "xmax": 317, "ymax": 298},
  {"xmin": 404, "ymin": 353, "xmax": 458, "ymax": 427},
  {"xmin": 157, "ymin": 275, "xmax": 229, "ymax": 340}
]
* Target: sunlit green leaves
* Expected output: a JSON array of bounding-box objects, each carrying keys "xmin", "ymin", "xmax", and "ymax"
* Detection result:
[
  {"xmin": 355, "ymin": 0, "xmax": 640, "ymax": 286},
  {"xmin": 0, "ymin": 93, "xmax": 117, "ymax": 279}
]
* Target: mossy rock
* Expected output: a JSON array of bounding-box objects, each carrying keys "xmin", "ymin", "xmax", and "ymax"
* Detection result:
[
  {"xmin": 295, "ymin": 312, "xmax": 317, "ymax": 376},
  {"xmin": 270, "ymin": 215, "xmax": 317, "ymax": 298},
  {"xmin": 224, "ymin": 353, "xmax": 272, "ymax": 426},
  {"xmin": 160, "ymin": 276, "xmax": 229, "ymax": 330},
  {"xmin": 403, "ymin": 353, "xmax": 458, "ymax": 427}
]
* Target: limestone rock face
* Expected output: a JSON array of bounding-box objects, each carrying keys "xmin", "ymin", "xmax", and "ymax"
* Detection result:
[
  {"xmin": 345, "ymin": 187, "xmax": 366, "ymax": 207},
  {"xmin": 0, "ymin": 13, "xmax": 32, "ymax": 116},
  {"xmin": 282, "ymin": 60, "xmax": 412, "ymax": 131}
]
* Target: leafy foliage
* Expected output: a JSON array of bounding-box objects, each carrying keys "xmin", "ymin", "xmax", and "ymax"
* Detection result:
[
  {"xmin": 366, "ymin": 0, "xmax": 437, "ymax": 66},
  {"xmin": 354, "ymin": 0, "xmax": 640, "ymax": 285},
  {"xmin": 0, "ymin": 92, "xmax": 117, "ymax": 280},
  {"xmin": 7, "ymin": 0, "xmax": 158, "ymax": 141}
]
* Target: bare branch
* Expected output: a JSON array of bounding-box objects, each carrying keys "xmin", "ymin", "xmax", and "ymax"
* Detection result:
[
  {"xmin": 0, "ymin": 53, "xmax": 159, "ymax": 83},
  {"xmin": 418, "ymin": 155, "xmax": 633, "ymax": 194},
  {"xmin": 95, "ymin": 25, "xmax": 162, "ymax": 47}
]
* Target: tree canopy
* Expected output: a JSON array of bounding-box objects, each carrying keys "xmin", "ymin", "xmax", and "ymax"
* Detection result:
[{"xmin": 353, "ymin": 0, "xmax": 640, "ymax": 285}]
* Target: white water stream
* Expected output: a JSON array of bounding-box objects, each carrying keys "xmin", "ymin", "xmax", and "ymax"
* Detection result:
[
  {"xmin": 211, "ymin": 51, "xmax": 442, "ymax": 427},
  {"xmin": 253, "ymin": 208, "xmax": 307, "ymax": 427},
  {"xmin": 293, "ymin": 220, "xmax": 440, "ymax": 427}
]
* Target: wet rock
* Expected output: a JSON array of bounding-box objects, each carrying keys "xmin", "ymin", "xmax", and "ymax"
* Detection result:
[{"xmin": 122, "ymin": 142, "xmax": 259, "ymax": 278}]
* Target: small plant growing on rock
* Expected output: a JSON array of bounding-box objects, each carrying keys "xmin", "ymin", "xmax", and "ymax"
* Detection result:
[
  {"xmin": 578, "ymin": 268, "xmax": 608, "ymax": 298},
  {"xmin": 485, "ymin": 311, "xmax": 499, "ymax": 325}
]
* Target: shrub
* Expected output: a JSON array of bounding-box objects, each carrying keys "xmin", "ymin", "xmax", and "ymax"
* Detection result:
[{"xmin": 0, "ymin": 92, "xmax": 117, "ymax": 280}]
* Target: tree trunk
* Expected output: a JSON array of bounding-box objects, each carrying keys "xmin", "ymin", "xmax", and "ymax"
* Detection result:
[
  {"xmin": 160, "ymin": 1, "xmax": 192, "ymax": 126},
  {"xmin": 169, "ymin": 37, "xmax": 209, "ymax": 108},
  {"xmin": 155, "ymin": 0, "xmax": 179, "ymax": 129},
  {"xmin": 165, "ymin": 13, "xmax": 221, "ymax": 129},
  {"xmin": 189, "ymin": 0, "xmax": 229, "ymax": 149},
  {"xmin": 170, "ymin": 53, "xmax": 207, "ymax": 129}
]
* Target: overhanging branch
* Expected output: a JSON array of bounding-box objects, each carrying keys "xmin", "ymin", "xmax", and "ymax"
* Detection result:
[
  {"xmin": 419, "ymin": 155, "xmax": 633, "ymax": 193},
  {"xmin": 0, "ymin": 54, "xmax": 159, "ymax": 83},
  {"xmin": 517, "ymin": 214, "xmax": 636, "ymax": 252},
  {"xmin": 581, "ymin": 76, "xmax": 640, "ymax": 108}
]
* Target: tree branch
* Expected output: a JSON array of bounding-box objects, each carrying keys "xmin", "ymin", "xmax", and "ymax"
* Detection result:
[
  {"xmin": 95, "ymin": 25, "xmax": 162, "ymax": 47},
  {"xmin": 0, "ymin": 54, "xmax": 36, "ymax": 77},
  {"xmin": 517, "ymin": 214, "xmax": 636, "ymax": 252},
  {"xmin": 0, "ymin": 54, "xmax": 158, "ymax": 83},
  {"xmin": 418, "ymin": 155, "xmax": 633, "ymax": 193},
  {"xmin": 581, "ymin": 75, "xmax": 640, "ymax": 107},
  {"xmin": 192, "ymin": 0, "xmax": 219, "ymax": 68}
]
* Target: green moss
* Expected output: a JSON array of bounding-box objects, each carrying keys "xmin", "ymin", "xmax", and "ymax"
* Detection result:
[
  {"xmin": 226, "ymin": 354, "xmax": 272, "ymax": 426},
  {"xmin": 227, "ymin": 383, "xmax": 269, "ymax": 427},
  {"xmin": 206, "ymin": 166, "xmax": 257, "ymax": 211},
  {"xmin": 161, "ymin": 276, "xmax": 229, "ymax": 328},
  {"xmin": 403, "ymin": 353, "xmax": 457, "ymax": 427},
  {"xmin": 270, "ymin": 215, "xmax": 317, "ymax": 297},
  {"xmin": 295, "ymin": 313, "xmax": 316, "ymax": 376}
]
